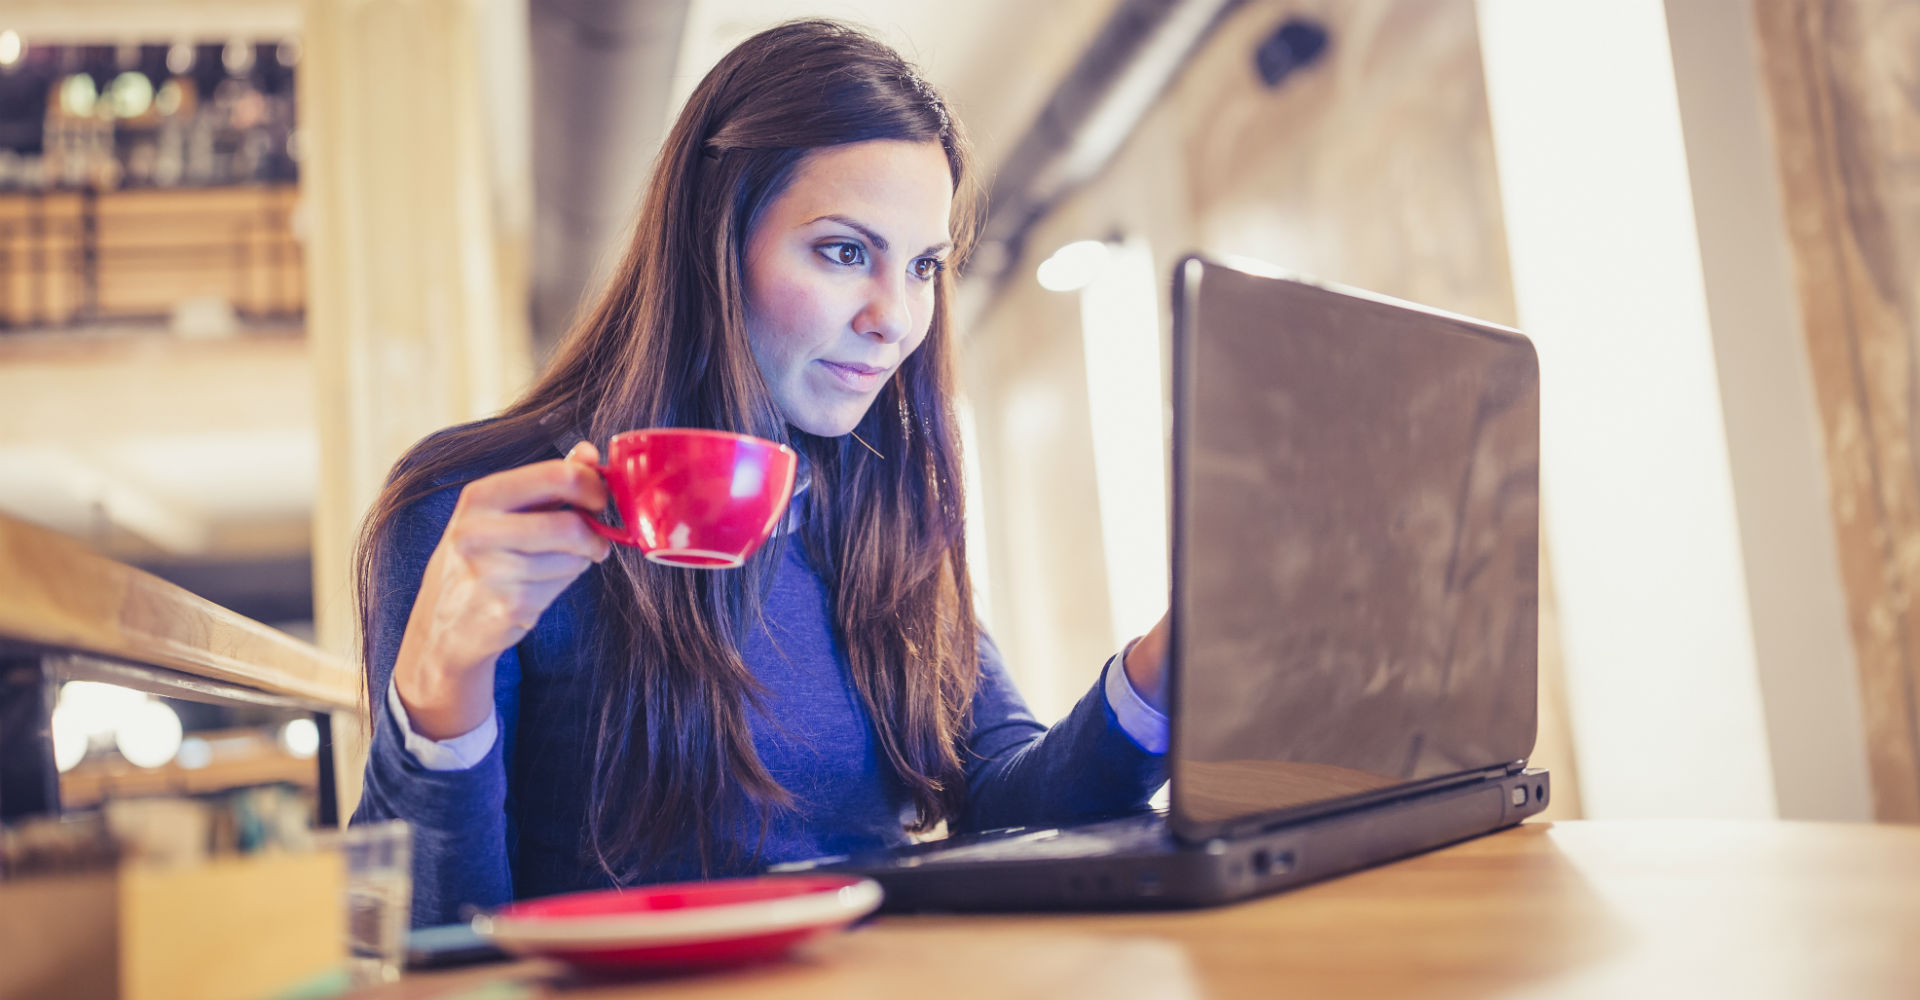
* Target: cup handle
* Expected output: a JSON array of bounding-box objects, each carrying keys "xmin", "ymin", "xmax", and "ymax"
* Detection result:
[{"xmin": 575, "ymin": 462, "xmax": 637, "ymax": 546}]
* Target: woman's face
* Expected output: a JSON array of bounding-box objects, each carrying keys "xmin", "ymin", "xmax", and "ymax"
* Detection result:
[{"xmin": 742, "ymin": 140, "xmax": 955, "ymax": 438}]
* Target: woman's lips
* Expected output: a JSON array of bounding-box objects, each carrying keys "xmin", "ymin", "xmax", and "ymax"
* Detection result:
[{"xmin": 818, "ymin": 360, "xmax": 889, "ymax": 391}]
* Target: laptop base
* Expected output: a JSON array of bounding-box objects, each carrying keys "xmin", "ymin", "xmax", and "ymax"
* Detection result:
[{"xmin": 786, "ymin": 768, "xmax": 1550, "ymax": 912}]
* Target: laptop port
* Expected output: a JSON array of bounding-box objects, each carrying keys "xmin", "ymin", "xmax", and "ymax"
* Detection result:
[
  {"xmin": 1253, "ymin": 848, "xmax": 1297, "ymax": 877},
  {"xmin": 1136, "ymin": 870, "xmax": 1164, "ymax": 897}
]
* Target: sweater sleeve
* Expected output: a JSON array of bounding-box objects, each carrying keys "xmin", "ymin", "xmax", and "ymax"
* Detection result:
[
  {"xmin": 954, "ymin": 631, "xmax": 1168, "ymax": 834},
  {"xmin": 349, "ymin": 485, "xmax": 520, "ymax": 927},
  {"xmin": 1104, "ymin": 635, "xmax": 1170, "ymax": 753}
]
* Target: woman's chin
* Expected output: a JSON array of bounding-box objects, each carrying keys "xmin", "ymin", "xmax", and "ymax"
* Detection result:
[{"xmin": 786, "ymin": 410, "xmax": 866, "ymax": 440}]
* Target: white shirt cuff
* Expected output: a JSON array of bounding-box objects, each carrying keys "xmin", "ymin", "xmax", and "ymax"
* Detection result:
[
  {"xmin": 386, "ymin": 676, "xmax": 499, "ymax": 770},
  {"xmin": 1104, "ymin": 636, "xmax": 1170, "ymax": 754}
]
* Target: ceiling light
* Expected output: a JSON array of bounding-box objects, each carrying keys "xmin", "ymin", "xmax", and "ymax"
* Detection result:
[
  {"xmin": 110, "ymin": 71, "xmax": 154, "ymax": 119},
  {"xmin": 59, "ymin": 74, "xmax": 97, "ymax": 117},
  {"xmin": 222, "ymin": 39, "xmax": 255, "ymax": 77},
  {"xmin": 1036, "ymin": 240, "xmax": 1111, "ymax": 292},
  {"xmin": 178, "ymin": 736, "xmax": 213, "ymax": 769},
  {"xmin": 51, "ymin": 705, "xmax": 89, "ymax": 772},
  {"xmin": 115, "ymin": 700, "xmax": 183, "ymax": 769},
  {"xmin": 280, "ymin": 717, "xmax": 320, "ymax": 759}
]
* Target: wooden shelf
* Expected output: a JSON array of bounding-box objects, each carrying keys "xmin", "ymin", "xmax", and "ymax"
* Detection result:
[
  {"xmin": 0, "ymin": 185, "xmax": 305, "ymax": 327},
  {"xmin": 59, "ymin": 728, "xmax": 319, "ymax": 808}
]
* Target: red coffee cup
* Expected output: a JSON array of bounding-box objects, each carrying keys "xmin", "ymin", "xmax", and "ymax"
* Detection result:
[{"xmin": 576, "ymin": 429, "xmax": 798, "ymax": 569}]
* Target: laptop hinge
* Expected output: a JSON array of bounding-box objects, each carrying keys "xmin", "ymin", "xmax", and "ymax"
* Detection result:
[{"xmin": 1206, "ymin": 764, "xmax": 1520, "ymax": 842}]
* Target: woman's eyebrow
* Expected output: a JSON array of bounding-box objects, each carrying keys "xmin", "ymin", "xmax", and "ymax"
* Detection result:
[{"xmin": 806, "ymin": 214, "xmax": 952, "ymax": 257}]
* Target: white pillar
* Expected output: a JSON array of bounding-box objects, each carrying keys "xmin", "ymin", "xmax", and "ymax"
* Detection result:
[
  {"xmin": 301, "ymin": 0, "xmax": 535, "ymax": 815},
  {"xmin": 1661, "ymin": 0, "xmax": 1871, "ymax": 821},
  {"xmin": 1475, "ymin": 0, "xmax": 1778, "ymax": 818},
  {"xmin": 1080, "ymin": 239, "xmax": 1170, "ymax": 652}
]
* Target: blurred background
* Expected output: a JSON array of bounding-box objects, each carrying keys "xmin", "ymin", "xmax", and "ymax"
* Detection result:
[{"xmin": 0, "ymin": 0, "xmax": 1914, "ymax": 832}]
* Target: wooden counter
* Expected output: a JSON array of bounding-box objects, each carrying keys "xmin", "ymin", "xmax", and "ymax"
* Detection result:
[
  {"xmin": 371, "ymin": 819, "xmax": 1920, "ymax": 999},
  {"xmin": 0, "ymin": 513, "xmax": 356, "ymax": 713},
  {"xmin": 0, "ymin": 510, "xmax": 355, "ymax": 823}
]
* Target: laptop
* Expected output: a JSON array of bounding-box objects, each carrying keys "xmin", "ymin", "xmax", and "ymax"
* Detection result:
[{"xmin": 771, "ymin": 254, "xmax": 1550, "ymax": 910}]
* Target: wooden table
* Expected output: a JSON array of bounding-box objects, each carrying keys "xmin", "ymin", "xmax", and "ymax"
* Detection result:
[{"xmin": 368, "ymin": 820, "xmax": 1920, "ymax": 999}]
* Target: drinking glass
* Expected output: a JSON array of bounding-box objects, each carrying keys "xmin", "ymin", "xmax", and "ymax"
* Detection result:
[{"xmin": 319, "ymin": 820, "xmax": 412, "ymax": 985}]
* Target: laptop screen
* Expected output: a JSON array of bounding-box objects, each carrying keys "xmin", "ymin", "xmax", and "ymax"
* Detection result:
[{"xmin": 1170, "ymin": 258, "xmax": 1540, "ymax": 839}]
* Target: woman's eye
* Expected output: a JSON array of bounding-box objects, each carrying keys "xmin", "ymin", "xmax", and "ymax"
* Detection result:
[
  {"xmin": 823, "ymin": 242, "xmax": 865, "ymax": 266},
  {"xmin": 912, "ymin": 257, "xmax": 944, "ymax": 280}
]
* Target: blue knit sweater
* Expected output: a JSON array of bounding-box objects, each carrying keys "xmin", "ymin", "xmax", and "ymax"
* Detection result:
[{"xmin": 350, "ymin": 446, "xmax": 1168, "ymax": 927}]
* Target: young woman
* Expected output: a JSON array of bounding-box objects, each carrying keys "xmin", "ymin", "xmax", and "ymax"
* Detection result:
[{"xmin": 351, "ymin": 19, "xmax": 1173, "ymax": 927}]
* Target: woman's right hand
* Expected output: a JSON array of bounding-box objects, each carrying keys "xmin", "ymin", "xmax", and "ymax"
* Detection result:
[{"xmin": 391, "ymin": 441, "xmax": 615, "ymax": 740}]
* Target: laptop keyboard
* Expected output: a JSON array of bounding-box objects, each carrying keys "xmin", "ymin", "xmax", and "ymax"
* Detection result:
[{"xmin": 898, "ymin": 810, "xmax": 1171, "ymax": 866}]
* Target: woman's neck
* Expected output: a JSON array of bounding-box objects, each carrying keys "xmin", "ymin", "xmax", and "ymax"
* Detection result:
[{"xmin": 792, "ymin": 448, "xmax": 813, "ymax": 497}]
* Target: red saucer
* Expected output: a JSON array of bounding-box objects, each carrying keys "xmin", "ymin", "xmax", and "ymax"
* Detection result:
[{"xmin": 470, "ymin": 875, "xmax": 882, "ymax": 972}]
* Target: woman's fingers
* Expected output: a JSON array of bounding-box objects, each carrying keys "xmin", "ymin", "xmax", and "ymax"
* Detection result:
[
  {"xmin": 560, "ymin": 441, "xmax": 607, "ymax": 513},
  {"xmin": 565, "ymin": 440, "xmax": 601, "ymax": 465},
  {"xmin": 455, "ymin": 509, "xmax": 609, "ymax": 562},
  {"xmin": 471, "ymin": 549, "xmax": 597, "ymax": 583},
  {"xmin": 462, "ymin": 454, "xmax": 609, "ymax": 515}
]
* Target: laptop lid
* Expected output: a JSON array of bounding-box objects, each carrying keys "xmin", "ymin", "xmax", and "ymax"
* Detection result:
[{"xmin": 1168, "ymin": 256, "xmax": 1541, "ymax": 844}]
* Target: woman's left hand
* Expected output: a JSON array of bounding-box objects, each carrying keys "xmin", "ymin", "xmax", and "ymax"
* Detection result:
[{"xmin": 1123, "ymin": 610, "xmax": 1171, "ymax": 714}]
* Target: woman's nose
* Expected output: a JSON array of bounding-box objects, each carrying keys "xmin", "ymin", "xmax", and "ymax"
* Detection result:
[{"xmin": 855, "ymin": 274, "xmax": 913, "ymax": 343}]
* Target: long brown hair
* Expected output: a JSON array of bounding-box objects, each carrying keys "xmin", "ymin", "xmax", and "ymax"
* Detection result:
[{"xmin": 353, "ymin": 19, "xmax": 984, "ymax": 879}]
